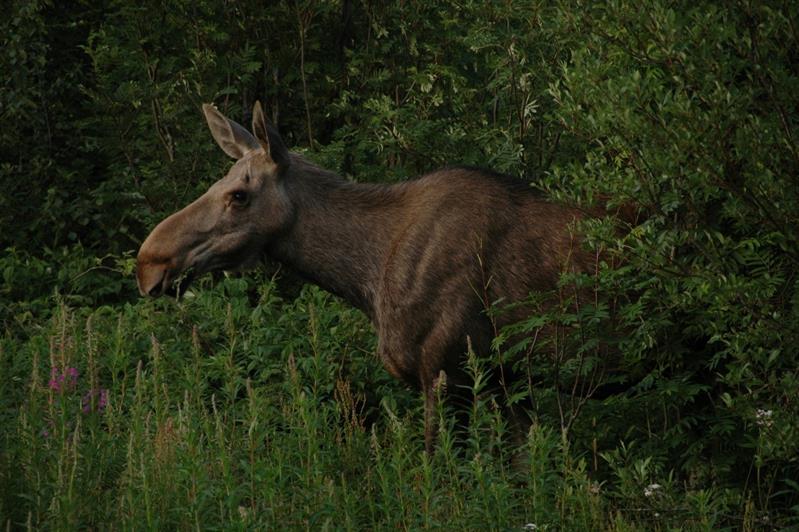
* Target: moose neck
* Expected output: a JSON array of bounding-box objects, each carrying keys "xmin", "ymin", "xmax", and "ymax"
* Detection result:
[{"xmin": 266, "ymin": 156, "xmax": 403, "ymax": 318}]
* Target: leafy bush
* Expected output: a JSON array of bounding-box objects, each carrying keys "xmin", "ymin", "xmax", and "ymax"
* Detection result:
[{"xmin": 544, "ymin": 0, "xmax": 799, "ymax": 511}]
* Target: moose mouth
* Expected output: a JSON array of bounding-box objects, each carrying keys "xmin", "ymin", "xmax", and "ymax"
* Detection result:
[
  {"xmin": 164, "ymin": 268, "xmax": 196, "ymax": 298},
  {"xmin": 138, "ymin": 247, "xmax": 262, "ymax": 298},
  {"xmin": 138, "ymin": 265, "xmax": 196, "ymax": 298}
]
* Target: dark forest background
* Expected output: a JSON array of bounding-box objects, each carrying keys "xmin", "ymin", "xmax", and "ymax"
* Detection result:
[{"xmin": 2, "ymin": 1, "xmax": 798, "ymax": 528}]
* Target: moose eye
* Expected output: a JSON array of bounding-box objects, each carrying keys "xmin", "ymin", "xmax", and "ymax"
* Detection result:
[{"xmin": 231, "ymin": 190, "xmax": 248, "ymax": 204}]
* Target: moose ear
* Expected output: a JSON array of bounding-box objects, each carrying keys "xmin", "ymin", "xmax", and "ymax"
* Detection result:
[
  {"xmin": 202, "ymin": 103, "xmax": 259, "ymax": 159},
  {"xmin": 251, "ymin": 101, "xmax": 290, "ymax": 170}
]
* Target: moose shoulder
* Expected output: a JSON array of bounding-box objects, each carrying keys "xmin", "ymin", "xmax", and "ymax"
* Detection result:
[{"xmin": 136, "ymin": 101, "xmax": 595, "ymax": 452}]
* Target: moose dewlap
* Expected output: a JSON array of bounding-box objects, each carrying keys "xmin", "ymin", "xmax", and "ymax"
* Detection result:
[{"xmin": 137, "ymin": 101, "xmax": 594, "ymax": 452}]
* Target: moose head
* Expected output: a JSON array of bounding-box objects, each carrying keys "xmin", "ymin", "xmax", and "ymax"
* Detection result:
[{"xmin": 136, "ymin": 102, "xmax": 292, "ymax": 297}]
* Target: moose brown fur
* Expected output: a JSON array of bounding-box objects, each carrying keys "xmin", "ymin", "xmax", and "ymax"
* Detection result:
[{"xmin": 137, "ymin": 101, "xmax": 594, "ymax": 452}]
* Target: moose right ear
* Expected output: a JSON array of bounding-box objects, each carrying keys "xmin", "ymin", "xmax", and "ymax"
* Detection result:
[
  {"xmin": 202, "ymin": 103, "xmax": 260, "ymax": 159},
  {"xmin": 251, "ymin": 101, "xmax": 291, "ymax": 171}
]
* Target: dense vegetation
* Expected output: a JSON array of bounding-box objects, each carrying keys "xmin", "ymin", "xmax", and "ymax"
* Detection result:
[{"xmin": 2, "ymin": 0, "xmax": 798, "ymax": 529}]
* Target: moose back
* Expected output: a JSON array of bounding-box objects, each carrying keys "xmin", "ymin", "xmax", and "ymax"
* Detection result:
[{"xmin": 137, "ymin": 101, "xmax": 595, "ymax": 451}]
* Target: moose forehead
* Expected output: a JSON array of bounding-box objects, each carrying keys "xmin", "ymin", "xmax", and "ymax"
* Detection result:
[{"xmin": 214, "ymin": 151, "xmax": 273, "ymax": 186}]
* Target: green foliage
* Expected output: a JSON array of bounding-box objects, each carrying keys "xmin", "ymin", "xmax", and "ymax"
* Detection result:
[
  {"xmin": 2, "ymin": 0, "xmax": 798, "ymax": 528},
  {"xmin": 0, "ymin": 281, "xmax": 741, "ymax": 529},
  {"xmin": 542, "ymin": 0, "xmax": 799, "ymax": 513}
]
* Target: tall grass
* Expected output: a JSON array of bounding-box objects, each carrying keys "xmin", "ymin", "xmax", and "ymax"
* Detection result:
[{"xmin": 0, "ymin": 277, "xmax": 766, "ymax": 529}]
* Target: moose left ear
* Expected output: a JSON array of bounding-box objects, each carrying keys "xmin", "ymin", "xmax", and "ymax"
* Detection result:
[
  {"xmin": 203, "ymin": 103, "xmax": 259, "ymax": 159},
  {"xmin": 252, "ymin": 101, "xmax": 290, "ymax": 171}
]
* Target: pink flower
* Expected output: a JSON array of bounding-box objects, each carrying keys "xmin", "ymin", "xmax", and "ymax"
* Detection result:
[
  {"xmin": 48, "ymin": 368, "xmax": 59, "ymax": 391},
  {"xmin": 82, "ymin": 388, "xmax": 109, "ymax": 413},
  {"xmin": 40, "ymin": 419, "xmax": 55, "ymax": 438},
  {"xmin": 49, "ymin": 367, "xmax": 79, "ymax": 393}
]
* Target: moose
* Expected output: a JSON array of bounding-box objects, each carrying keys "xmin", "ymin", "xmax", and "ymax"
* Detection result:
[{"xmin": 137, "ymin": 101, "xmax": 597, "ymax": 452}]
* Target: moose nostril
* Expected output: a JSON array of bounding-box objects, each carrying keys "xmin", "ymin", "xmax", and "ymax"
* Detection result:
[{"xmin": 136, "ymin": 261, "xmax": 168, "ymax": 297}]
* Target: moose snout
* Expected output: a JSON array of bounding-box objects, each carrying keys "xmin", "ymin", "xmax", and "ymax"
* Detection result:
[
  {"xmin": 136, "ymin": 235, "xmax": 175, "ymax": 297},
  {"xmin": 136, "ymin": 207, "xmax": 192, "ymax": 297},
  {"xmin": 136, "ymin": 257, "xmax": 170, "ymax": 297}
]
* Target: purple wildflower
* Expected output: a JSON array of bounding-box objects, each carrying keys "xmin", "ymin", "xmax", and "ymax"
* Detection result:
[
  {"xmin": 40, "ymin": 419, "xmax": 55, "ymax": 439},
  {"xmin": 49, "ymin": 366, "xmax": 79, "ymax": 393},
  {"xmin": 82, "ymin": 388, "xmax": 109, "ymax": 413},
  {"xmin": 48, "ymin": 367, "xmax": 59, "ymax": 391}
]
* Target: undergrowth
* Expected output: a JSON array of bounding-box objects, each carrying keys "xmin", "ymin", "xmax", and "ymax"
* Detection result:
[{"xmin": 0, "ymin": 276, "xmax": 783, "ymax": 530}]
